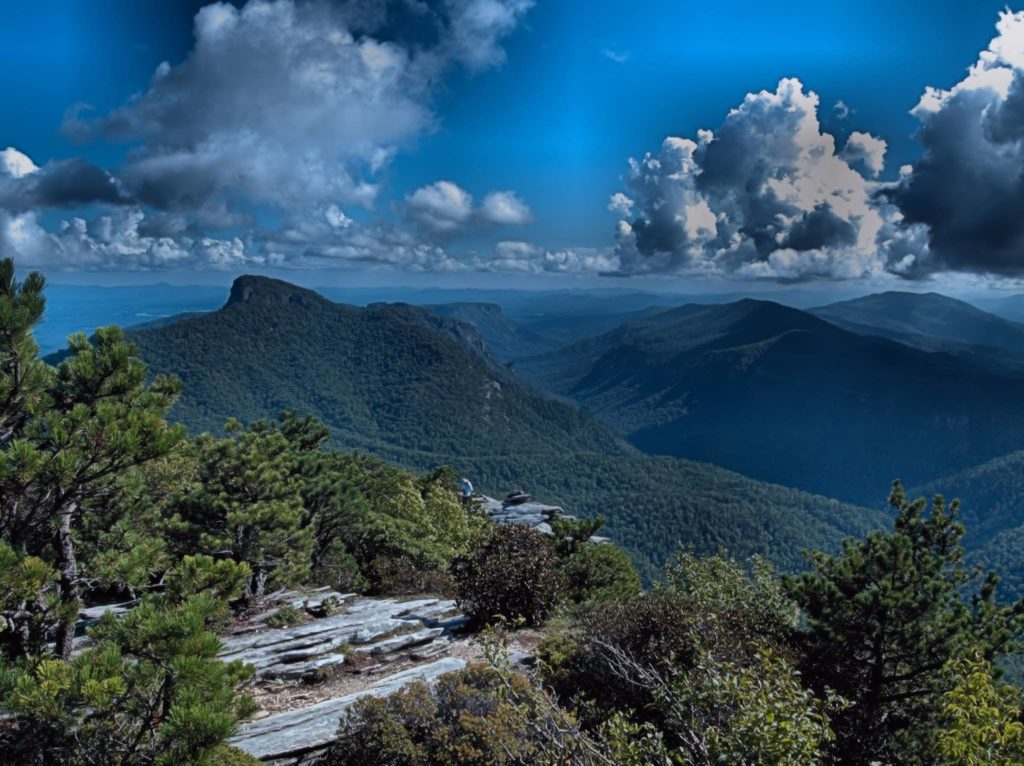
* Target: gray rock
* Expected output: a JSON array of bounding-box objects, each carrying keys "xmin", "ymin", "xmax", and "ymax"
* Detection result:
[
  {"xmin": 218, "ymin": 597, "xmax": 461, "ymax": 679},
  {"xmin": 479, "ymin": 495, "xmax": 575, "ymax": 533},
  {"xmin": 261, "ymin": 653, "xmax": 348, "ymax": 681},
  {"xmin": 78, "ymin": 601, "xmax": 136, "ymax": 622},
  {"xmin": 354, "ymin": 628, "xmax": 444, "ymax": 657},
  {"xmin": 229, "ymin": 657, "xmax": 467, "ymax": 761}
]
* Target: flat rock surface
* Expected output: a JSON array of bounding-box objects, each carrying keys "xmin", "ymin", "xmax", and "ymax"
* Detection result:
[
  {"xmin": 221, "ymin": 591, "xmax": 474, "ymax": 762},
  {"xmin": 219, "ymin": 595, "xmax": 461, "ymax": 681},
  {"xmin": 230, "ymin": 656, "xmax": 467, "ymax": 761}
]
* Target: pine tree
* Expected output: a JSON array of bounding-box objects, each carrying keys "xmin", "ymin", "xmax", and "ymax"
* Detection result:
[
  {"xmin": 0, "ymin": 259, "xmax": 184, "ymax": 659},
  {"xmin": 169, "ymin": 420, "xmax": 315, "ymax": 602},
  {"xmin": 0, "ymin": 556, "xmax": 256, "ymax": 765},
  {"xmin": 788, "ymin": 481, "xmax": 1024, "ymax": 764}
]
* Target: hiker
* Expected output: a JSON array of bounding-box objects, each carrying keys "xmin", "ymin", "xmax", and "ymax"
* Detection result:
[{"xmin": 459, "ymin": 477, "xmax": 474, "ymax": 507}]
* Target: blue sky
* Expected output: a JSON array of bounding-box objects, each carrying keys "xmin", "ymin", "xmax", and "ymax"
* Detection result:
[{"xmin": 1, "ymin": 0, "xmax": 1023, "ymax": 289}]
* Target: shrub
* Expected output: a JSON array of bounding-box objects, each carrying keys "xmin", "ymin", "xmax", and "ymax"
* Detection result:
[
  {"xmin": 213, "ymin": 746, "xmax": 264, "ymax": 766},
  {"xmin": 265, "ymin": 604, "xmax": 306, "ymax": 628},
  {"xmin": 560, "ymin": 543, "xmax": 641, "ymax": 604},
  {"xmin": 317, "ymin": 665, "xmax": 541, "ymax": 765},
  {"xmin": 452, "ymin": 525, "xmax": 562, "ymax": 627},
  {"xmin": 0, "ymin": 590, "xmax": 256, "ymax": 765},
  {"xmin": 366, "ymin": 555, "xmax": 455, "ymax": 597}
]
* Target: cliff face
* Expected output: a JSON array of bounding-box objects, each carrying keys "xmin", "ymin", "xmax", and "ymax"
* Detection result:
[{"xmin": 227, "ymin": 275, "xmax": 323, "ymax": 308}]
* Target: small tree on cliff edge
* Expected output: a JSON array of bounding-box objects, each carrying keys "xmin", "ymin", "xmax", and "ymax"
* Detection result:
[
  {"xmin": 0, "ymin": 258, "xmax": 184, "ymax": 659},
  {"xmin": 788, "ymin": 480, "xmax": 1024, "ymax": 764}
]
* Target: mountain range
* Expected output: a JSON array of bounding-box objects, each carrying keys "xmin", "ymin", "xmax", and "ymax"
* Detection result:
[
  {"xmin": 52, "ymin": 274, "xmax": 1024, "ymax": 586},
  {"xmin": 111, "ymin": 275, "xmax": 888, "ymax": 580},
  {"xmin": 810, "ymin": 291, "xmax": 1024, "ymax": 371},
  {"xmin": 513, "ymin": 297, "xmax": 1024, "ymax": 505}
]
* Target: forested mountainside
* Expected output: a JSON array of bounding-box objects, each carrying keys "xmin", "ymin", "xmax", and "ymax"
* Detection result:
[
  {"xmin": 513, "ymin": 298, "xmax": 1024, "ymax": 505},
  {"xmin": 463, "ymin": 452, "xmax": 884, "ymax": 581},
  {"xmin": 125, "ymin": 276, "xmax": 627, "ymax": 463},
  {"xmin": 811, "ymin": 291, "xmax": 1024, "ymax": 351},
  {"xmin": 514, "ymin": 306, "xmax": 671, "ymax": 349},
  {"xmin": 914, "ymin": 450, "xmax": 1024, "ymax": 600},
  {"xmin": 424, "ymin": 302, "xmax": 561, "ymax": 361},
  {"xmin": 119, "ymin": 276, "xmax": 882, "ymax": 581}
]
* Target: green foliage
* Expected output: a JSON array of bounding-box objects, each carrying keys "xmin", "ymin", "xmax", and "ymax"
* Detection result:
[
  {"xmin": 169, "ymin": 421, "xmax": 315, "ymax": 602},
  {"xmin": 0, "ymin": 258, "xmax": 185, "ymax": 658},
  {"xmin": 211, "ymin": 746, "xmax": 264, "ymax": 766},
  {"xmin": 0, "ymin": 568, "xmax": 255, "ymax": 766},
  {"xmin": 166, "ymin": 416, "xmax": 483, "ymax": 599},
  {"xmin": 787, "ymin": 481, "xmax": 1024, "ymax": 764},
  {"xmin": 265, "ymin": 605, "xmax": 306, "ymax": 628},
  {"xmin": 80, "ymin": 451, "xmax": 198, "ymax": 596},
  {"xmin": 346, "ymin": 459, "xmax": 485, "ymax": 594},
  {"xmin": 937, "ymin": 655, "xmax": 1024, "ymax": 766},
  {"xmin": 163, "ymin": 554, "xmax": 251, "ymax": 606},
  {"xmin": 599, "ymin": 713, "xmax": 674, "ymax": 766},
  {"xmin": 663, "ymin": 550, "xmax": 798, "ymax": 651},
  {"xmin": 319, "ymin": 665, "xmax": 544, "ymax": 765},
  {"xmin": 320, "ymin": 634, "xmax": 621, "ymax": 766},
  {"xmin": 536, "ymin": 550, "xmax": 831, "ymax": 764},
  {"xmin": 0, "ymin": 541, "xmax": 66, "ymax": 659},
  {"xmin": 453, "ymin": 525, "xmax": 562, "ymax": 627},
  {"xmin": 675, "ymin": 649, "xmax": 835, "ymax": 765},
  {"xmin": 559, "ymin": 542, "xmax": 641, "ymax": 604},
  {"xmin": 549, "ymin": 514, "xmax": 606, "ymax": 556},
  {"xmin": 0, "ymin": 259, "xmax": 49, "ymax": 445},
  {"xmin": 541, "ymin": 551, "xmax": 799, "ymax": 722},
  {"xmin": 544, "ymin": 514, "xmax": 641, "ymax": 604}
]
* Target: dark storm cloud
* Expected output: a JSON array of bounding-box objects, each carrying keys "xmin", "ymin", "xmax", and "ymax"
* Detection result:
[
  {"xmin": 781, "ymin": 204, "xmax": 859, "ymax": 253},
  {"xmin": 888, "ymin": 13, "xmax": 1024, "ymax": 277},
  {"xmin": 0, "ymin": 157, "xmax": 130, "ymax": 211}
]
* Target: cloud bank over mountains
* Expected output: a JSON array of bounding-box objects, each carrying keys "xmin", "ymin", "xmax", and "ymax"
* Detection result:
[
  {"xmin": 1, "ymin": 0, "xmax": 534, "ymax": 272},
  {"xmin": 4, "ymin": 3, "xmax": 1024, "ymax": 282}
]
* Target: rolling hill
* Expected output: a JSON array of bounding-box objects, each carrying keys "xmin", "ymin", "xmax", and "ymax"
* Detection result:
[
  {"xmin": 811, "ymin": 291, "xmax": 1024, "ymax": 350},
  {"xmin": 811, "ymin": 291, "xmax": 1024, "ymax": 371},
  {"xmin": 514, "ymin": 298, "xmax": 1024, "ymax": 505},
  {"xmin": 913, "ymin": 451, "xmax": 1024, "ymax": 600},
  {"xmin": 118, "ymin": 276, "xmax": 887, "ymax": 579}
]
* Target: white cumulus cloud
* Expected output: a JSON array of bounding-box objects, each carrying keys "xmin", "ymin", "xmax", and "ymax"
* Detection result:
[
  {"xmin": 612, "ymin": 78, "xmax": 904, "ymax": 280},
  {"xmin": 479, "ymin": 190, "xmax": 532, "ymax": 225}
]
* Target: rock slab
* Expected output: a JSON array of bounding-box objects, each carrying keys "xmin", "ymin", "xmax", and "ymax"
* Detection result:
[{"xmin": 230, "ymin": 657, "xmax": 467, "ymax": 762}]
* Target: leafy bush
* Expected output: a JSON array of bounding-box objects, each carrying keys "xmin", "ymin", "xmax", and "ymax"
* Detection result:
[
  {"xmin": 938, "ymin": 655, "xmax": 1024, "ymax": 765},
  {"xmin": 452, "ymin": 525, "xmax": 562, "ymax": 627},
  {"xmin": 318, "ymin": 665, "xmax": 541, "ymax": 765},
  {"xmin": 317, "ymin": 658, "xmax": 630, "ymax": 766},
  {"xmin": 538, "ymin": 550, "xmax": 810, "ymax": 752},
  {"xmin": 212, "ymin": 746, "xmax": 264, "ymax": 766}
]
